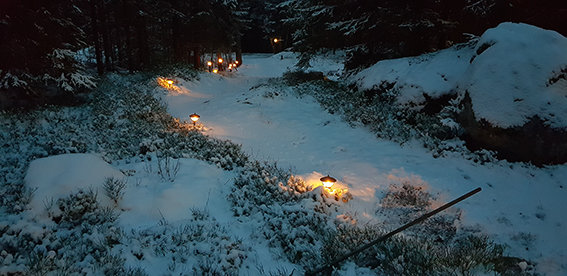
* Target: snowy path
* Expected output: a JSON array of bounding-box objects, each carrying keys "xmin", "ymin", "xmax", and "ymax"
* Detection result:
[{"xmin": 165, "ymin": 53, "xmax": 567, "ymax": 274}]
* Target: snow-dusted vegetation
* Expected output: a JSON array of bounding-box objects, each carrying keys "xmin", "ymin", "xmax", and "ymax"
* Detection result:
[
  {"xmin": 0, "ymin": 72, "xmax": 252, "ymax": 274},
  {"xmin": 3, "ymin": 0, "xmax": 566, "ymax": 274},
  {"xmin": 1, "ymin": 61, "xmax": 543, "ymax": 274}
]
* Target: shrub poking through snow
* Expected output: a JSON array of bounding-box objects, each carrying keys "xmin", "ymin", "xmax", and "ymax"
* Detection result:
[
  {"xmin": 156, "ymin": 153, "xmax": 180, "ymax": 182},
  {"xmin": 127, "ymin": 209, "xmax": 249, "ymax": 275},
  {"xmin": 0, "ymin": 189, "xmax": 136, "ymax": 275},
  {"xmin": 103, "ymin": 177, "xmax": 127, "ymax": 206},
  {"xmin": 381, "ymin": 182, "xmax": 431, "ymax": 211}
]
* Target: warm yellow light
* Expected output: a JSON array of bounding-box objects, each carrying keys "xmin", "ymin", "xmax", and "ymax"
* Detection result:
[
  {"xmin": 190, "ymin": 113, "xmax": 200, "ymax": 125},
  {"xmin": 207, "ymin": 61, "xmax": 212, "ymax": 66},
  {"xmin": 320, "ymin": 175, "xmax": 336, "ymax": 188},
  {"xmin": 273, "ymin": 38, "xmax": 278, "ymax": 43},
  {"xmin": 228, "ymin": 64, "xmax": 233, "ymax": 68},
  {"xmin": 218, "ymin": 58, "xmax": 223, "ymax": 63},
  {"xmin": 157, "ymin": 77, "xmax": 176, "ymax": 89},
  {"xmin": 213, "ymin": 69, "xmax": 218, "ymax": 73},
  {"xmin": 235, "ymin": 60, "xmax": 239, "ymax": 64}
]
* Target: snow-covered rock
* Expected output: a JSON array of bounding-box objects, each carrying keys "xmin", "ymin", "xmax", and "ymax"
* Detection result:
[{"xmin": 461, "ymin": 22, "xmax": 567, "ymax": 128}]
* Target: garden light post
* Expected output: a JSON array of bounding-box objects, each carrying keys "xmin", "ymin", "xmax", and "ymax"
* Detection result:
[
  {"xmin": 271, "ymin": 37, "xmax": 283, "ymax": 53},
  {"xmin": 190, "ymin": 113, "xmax": 200, "ymax": 125},
  {"xmin": 320, "ymin": 175, "xmax": 336, "ymax": 189},
  {"xmin": 218, "ymin": 57, "xmax": 224, "ymax": 71}
]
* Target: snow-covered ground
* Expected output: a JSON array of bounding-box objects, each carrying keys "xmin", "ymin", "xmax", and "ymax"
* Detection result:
[
  {"xmin": 163, "ymin": 52, "xmax": 567, "ymax": 274},
  {"xmin": 20, "ymin": 25, "xmax": 567, "ymax": 274}
]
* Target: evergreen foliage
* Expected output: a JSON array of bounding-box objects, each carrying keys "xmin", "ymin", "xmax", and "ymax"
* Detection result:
[{"xmin": 275, "ymin": 0, "xmax": 567, "ymax": 68}]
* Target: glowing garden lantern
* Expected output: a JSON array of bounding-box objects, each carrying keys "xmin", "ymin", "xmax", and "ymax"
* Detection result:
[
  {"xmin": 189, "ymin": 113, "xmax": 200, "ymax": 125},
  {"xmin": 273, "ymin": 38, "xmax": 278, "ymax": 43},
  {"xmin": 235, "ymin": 60, "xmax": 239, "ymax": 65},
  {"xmin": 218, "ymin": 58, "xmax": 223, "ymax": 63},
  {"xmin": 213, "ymin": 69, "xmax": 218, "ymax": 74},
  {"xmin": 320, "ymin": 175, "xmax": 336, "ymax": 188},
  {"xmin": 157, "ymin": 77, "xmax": 175, "ymax": 89},
  {"xmin": 207, "ymin": 61, "xmax": 212, "ymax": 67}
]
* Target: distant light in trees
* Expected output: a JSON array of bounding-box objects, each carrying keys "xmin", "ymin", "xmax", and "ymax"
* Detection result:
[
  {"xmin": 218, "ymin": 58, "xmax": 223, "ymax": 63},
  {"xmin": 213, "ymin": 68, "xmax": 218, "ymax": 74},
  {"xmin": 273, "ymin": 38, "xmax": 278, "ymax": 43},
  {"xmin": 207, "ymin": 61, "xmax": 212, "ymax": 67}
]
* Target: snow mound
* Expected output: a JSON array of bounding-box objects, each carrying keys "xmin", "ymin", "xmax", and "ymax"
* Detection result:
[
  {"xmin": 354, "ymin": 22, "xmax": 567, "ymax": 128},
  {"xmin": 461, "ymin": 22, "xmax": 567, "ymax": 128},
  {"xmin": 25, "ymin": 154, "xmax": 124, "ymax": 217},
  {"xmin": 354, "ymin": 45, "xmax": 471, "ymax": 104}
]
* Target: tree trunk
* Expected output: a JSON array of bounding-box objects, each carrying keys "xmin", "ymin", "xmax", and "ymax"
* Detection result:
[
  {"xmin": 121, "ymin": 0, "xmax": 135, "ymax": 71},
  {"xmin": 100, "ymin": 0, "xmax": 113, "ymax": 71},
  {"xmin": 134, "ymin": 1, "xmax": 149, "ymax": 69},
  {"xmin": 90, "ymin": 0, "xmax": 104, "ymax": 75},
  {"xmin": 192, "ymin": 47, "xmax": 201, "ymax": 69}
]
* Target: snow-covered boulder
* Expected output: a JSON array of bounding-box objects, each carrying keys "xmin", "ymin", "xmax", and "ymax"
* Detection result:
[
  {"xmin": 353, "ymin": 22, "xmax": 567, "ymax": 164},
  {"xmin": 461, "ymin": 22, "xmax": 567, "ymax": 129},
  {"xmin": 457, "ymin": 23, "xmax": 567, "ymax": 165}
]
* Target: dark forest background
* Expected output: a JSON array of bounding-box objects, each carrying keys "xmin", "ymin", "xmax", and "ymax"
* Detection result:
[{"xmin": 1, "ymin": 0, "xmax": 566, "ymax": 103}]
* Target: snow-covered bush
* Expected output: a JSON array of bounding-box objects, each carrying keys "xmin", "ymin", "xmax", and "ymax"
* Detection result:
[
  {"xmin": 229, "ymin": 161, "xmax": 343, "ymax": 268},
  {"xmin": 381, "ymin": 182, "xmax": 431, "ymax": 211},
  {"xmin": 323, "ymin": 217, "xmax": 505, "ymax": 274},
  {"xmin": 0, "ymin": 69, "xmax": 250, "ymax": 274},
  {"xmin": 54, "ymin": 188, "xmax": 116, "ymax": 227},
  {"xmin": 127, "ymin": 209, "xmax": 249, "ymax": 275},
  {"xmin": 0, "ymin": 106, "xmax": 96, "ymax": 213},
  {"xmin": 0, "ymin": 190, "xmax": 134, "ymax": 275},
  {"xmin": 103, "ymin": 177, "xmax": 127, "ymax": 206}
]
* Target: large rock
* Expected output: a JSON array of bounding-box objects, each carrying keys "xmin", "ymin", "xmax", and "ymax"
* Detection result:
[
  {"xmin": 458, "ymin": 22, "xmax": 567, "ymax": 129},
  {"xmin": 458, "ymin": 93, "xmax": 567, "ymax": 165},
  {"xmin": 456, "ymin": 23, "xmax": 567, "ymax": 165}
]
